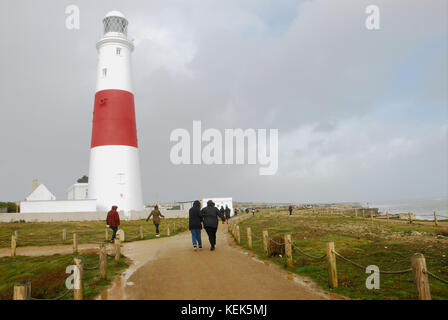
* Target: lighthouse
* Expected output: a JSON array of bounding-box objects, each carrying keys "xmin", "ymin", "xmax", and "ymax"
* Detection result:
[{"xmin": 88, "ymin": 11, "xmax": 144, "ymax": 214}]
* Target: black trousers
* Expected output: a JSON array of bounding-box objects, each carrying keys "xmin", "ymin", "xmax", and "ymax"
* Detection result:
[
  {"xmin": 111, "ymin": 226, "xmax": 118, "ymax": 240},
  {"xmin": 155, "ymin": 223, "xmax": 160, "ymax": 234},
  {"xmin": 205, "ymin": 227, "xmax": 217, "ymax": 247}
]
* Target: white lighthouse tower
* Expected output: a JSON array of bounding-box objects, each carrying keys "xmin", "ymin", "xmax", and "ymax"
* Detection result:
[{"xmin": 88, "ymin": 11, "xmax": 144, "ymax": 214}]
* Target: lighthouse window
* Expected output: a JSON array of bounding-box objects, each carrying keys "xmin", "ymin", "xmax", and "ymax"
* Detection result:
[
  {"xmin": 102, "ymin": 68, "xmax": 107, "ymax": 77},
  {"xmin": 116, "ymin": 47, "xmax": 121, "ymax": 56}
]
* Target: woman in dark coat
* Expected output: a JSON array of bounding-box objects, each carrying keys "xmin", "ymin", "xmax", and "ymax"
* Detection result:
[
  {"xmin": 225, "ymin": 205, "xmax": 231, "ymax": 223},
  {"xmin": 201, "ymin": 200, "xmax": 226, "ymax": 251},
  {"xmin": 189, "ymin": 200, "xmax": 203, "ymax": 251}
]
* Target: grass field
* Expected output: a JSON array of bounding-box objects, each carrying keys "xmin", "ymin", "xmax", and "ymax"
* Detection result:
[
  {"xmin": 0, "ymin": 218, "xmax": 188, "ymax": 248},
  {"xmin": 0, "ymin": 252, "xmax": 128, "ymax": 300},
  {"xmin": 235, "ymin": 210, "xmax": 448, "ymax": 300}
]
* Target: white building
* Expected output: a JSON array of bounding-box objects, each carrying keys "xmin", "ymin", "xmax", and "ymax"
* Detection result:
[
  {"xmin": 25, "ymin": 184, "xmax": 56, "ymax": 201},
  {"xmin": 20, "ymin": 181, "xmax": 96, "ymax": 214},
  {"xmin": 67, "ymin": 183, "xmax": 89, "ymax": 200},
  {"xmin": 202, "ymin": 197, "xmax": 234, "ymax": 216}
]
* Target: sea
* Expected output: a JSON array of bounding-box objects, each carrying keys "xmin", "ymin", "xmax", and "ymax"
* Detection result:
[{"xmin": 370, "ymin": 198, "xmax": 448, "ymax": 220}]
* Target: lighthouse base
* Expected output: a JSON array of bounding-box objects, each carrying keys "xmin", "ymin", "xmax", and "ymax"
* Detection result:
[{"xmin": 88, "ymin": 145, "xmax": 144, "ymax": 212}]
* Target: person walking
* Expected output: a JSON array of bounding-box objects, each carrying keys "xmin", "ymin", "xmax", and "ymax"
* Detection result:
[
  {"xmin": 146, "ymin": 205, "xmax": 165, "ymax": 237},
  {"xmin": 219, "ymin": 206, "xmax": 225, "ymax": 222},
  {"xmin": 200, "ymin": 200, "xmax": 226, "ymax": 251},
  {"xmin": 252, "ymin": 208, "xmax": 255, "ymax": 216},
  {"xmin": 225, "ymin": 205, "xmax": 231, "ymax": 223},
  {"xmin": 234, "ymin": 207, "xmax": 238, "ymax": 217},
  {"xmin": 245, "ymin": 208, "xmax": 249, "ymax": 214},
  {"xmin": 189, "ymin": 200, "xmax": 203, "ymax": 251},
  {"xmin": 106, "ymin": 205, "xmax": 120, "ymax": 243},
  {"xmin": 288, "ymin": 205, "xmax": 293, "ymax": 216}
]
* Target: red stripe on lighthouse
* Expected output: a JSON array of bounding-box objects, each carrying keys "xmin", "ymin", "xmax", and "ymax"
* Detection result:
[{"xmin": 91, "ymin": 89, "xmax": 138, "ymax": 148}]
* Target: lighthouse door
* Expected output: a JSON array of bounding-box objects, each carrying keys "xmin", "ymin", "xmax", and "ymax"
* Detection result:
[{"xmin": 116, "ymin": 173, "xmax": 126, "ymax": 200}]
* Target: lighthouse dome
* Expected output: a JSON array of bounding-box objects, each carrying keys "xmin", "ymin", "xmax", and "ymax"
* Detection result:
[
  {"xmin": 103, "ymin": 11, "xmax": 128, "ymax": 36},
  {"xmin": 104, "ymin": 11, "xmax": 126, "ymax": 19}
]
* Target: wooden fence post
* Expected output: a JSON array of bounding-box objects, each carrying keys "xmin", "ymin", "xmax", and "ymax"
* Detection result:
[
  {"xmin": 73, "ymin": 233, "xmax": 78, "ymax": 253},
  {"xmin": 73, "ymin": 257, "xmax": 83, "ymax": 300},
  {"xmin": 434, "ymin": 211, "xmax": 438, "ymax": 227},
  {"xmin": 100, "ymin": 244, "xmax": 107, "ymax": 281},
  {"xmin": 13, "ymin": 281, "xmax": 31, "ymax": 300},
  {"xmin": 409, "ymin": 212, "xmax": 413, "ymax": 224},
  {"xmin": 355, "ymin": 208, "xmax": 358, "ymax": 217},
  {"xmin": 386, "ymin": 211, "xmax": 389, "ymax": 221},
  {"xmin": 236, "ymin": 225, "xmax": 241, "ymax": 244},
  {"xmin": 62, "ymin": 228, "xmax": 66, "ymax": 241},
  {"xmin": 114, "ymin": 238, "xmax": 121, "ymax": 262},
  {"xmin": 14, "ymin": 230, "xmax": 18, "ymax": 241},
  {"xmin": 326, "ymin": 241, "xmax": 338, "ymax": 289},
  {"xmin": 247, "ymin": 227, "xmax": 252, "ymax": 249},
  {"xmin": 411, "ymin": 253, "xmax": 431, "ymax": 300},
  {"xmin": 370, "ymin": 211, "xmax": 373, "ymax": 220},
  {"xmin": 140, "ymin": 225, "xmax": 144, "ymax": 239},
  {"xmin": 167, "ymin": 225, "xmax": 170, "ymax": 236},
  {"xmin": 11, "ymin": 234, "xmax": 16, "ymax": 257},
  {"xmin": 105, "ymin": 227, "xmax": 109, "ymax": 240},
  {"xmin": 284, "ymin": 234, "xmax": 293, "ymax": 268},
  {"xmin": 262, "ymin": 230, "xmax": 269, "ymax": 255}
]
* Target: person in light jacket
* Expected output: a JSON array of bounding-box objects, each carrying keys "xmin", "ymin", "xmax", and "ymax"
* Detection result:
[{"xmin": 146, "ymin": 205, "xmax": 165, "ymax": 236}]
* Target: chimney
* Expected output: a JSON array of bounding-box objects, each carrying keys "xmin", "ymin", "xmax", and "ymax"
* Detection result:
[{"xmin": 32, "ymin": 178, "xmax": 38, "ymax": 192}]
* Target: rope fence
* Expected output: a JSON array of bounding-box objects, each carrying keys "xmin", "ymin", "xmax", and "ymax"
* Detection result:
[
  {"xmin": 1, "ymin": 219, "xmax": 188, "ymax": 256},
  {"xmin": 12, "ymin": 240, "xmax": 121, "ymax": 300},
  {"xmin": 228, "ymin": 216, "xmax": 448, "ymax": 300}
]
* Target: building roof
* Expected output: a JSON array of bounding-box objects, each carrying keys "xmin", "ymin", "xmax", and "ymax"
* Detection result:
[
  {"xmin": 25, "ymin": 184, "xmax": 56, "ymax": 201},
  {"xmin": 105, "ymin": 10, "xmax": 126, "ymax": 19}
]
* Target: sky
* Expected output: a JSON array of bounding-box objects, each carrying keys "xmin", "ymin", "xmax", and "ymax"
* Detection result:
[{"xmin": 0, "ymin": 0, "xmax": 446, "ymax": 204}]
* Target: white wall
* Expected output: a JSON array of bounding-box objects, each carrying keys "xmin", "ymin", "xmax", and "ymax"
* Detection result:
[
  {"xmin": 20, "ymin": 200, "xmax": 97, "ymax": 213},
  {"xmin": 1, "ymin": 209, "xmax": 188, "ymax": 222},
  {"xmin": 202, "ymin": 197, "xmax": 234, "ymax": 216},
  {"xmin": 67, "ymin": 183, "xmax": 89, "ymax": 200}
]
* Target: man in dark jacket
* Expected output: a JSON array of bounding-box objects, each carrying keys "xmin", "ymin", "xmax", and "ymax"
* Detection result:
[
  {"xmin": 201, "ymin": 200, "xmax": 226, "ymax": 251},
  {"xmin": 219, "ymin": 206, "xmax": 225, "ymax": 222},
  {"xmin": 106, "ymin": 205, "xmax": 120, "ymax": 243},
  {"xmin": 189, "ymin": 200, "xmax": 203, "ymax": 251},
  {"xmin": 225, "ymin": 205, "xmax": 231, "ymax": 223},
  {"xmin": 288, "ymin": 205, "xmax": 293, "ymax": 216}
]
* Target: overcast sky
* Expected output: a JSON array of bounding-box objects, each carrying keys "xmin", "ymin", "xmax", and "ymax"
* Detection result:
[{"xmin": 0, "ymin": 0, "xmax": 446, "ymax": 204}]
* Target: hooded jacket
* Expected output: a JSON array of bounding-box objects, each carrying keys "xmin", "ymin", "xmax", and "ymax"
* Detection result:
[
  {"xmin": 189, "ymin": 200, "xmax": 203, "ymax": 230},
  {"xmin": 146, "ymin": 206, "xmax": 165, "ymax": 224},
  {"xmin": 106, "ymin": 206, "xmax": 120, "ymax": 227},
  {"xmin": 200, "ymin": 200, "xmax": 225, "ymax": 229},
  {"xmin": 225, "ymin": 206, "xmax": 231, "ymax": 219}
]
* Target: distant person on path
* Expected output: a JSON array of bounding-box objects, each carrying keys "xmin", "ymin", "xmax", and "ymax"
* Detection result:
[
  {"xmin": 245, "ymin": 208, "xmax": 249, "ymax": 214},
  {"xmin": 146, "ymin": 205, "xmax": 165, "ymax": 237},
  {"xmin": 106, "ymin": 205, "xmax": 120, "ymax": 243},
  {"xmin": 252, "ymin": 208, "xmax": 255, "ymax": 216},
  {"xmin": 201, "ymin": 200, "xmax": 226, "ymax": 251},
  {"xmin": 219, "ymin": 206, "xmax": 225, "ymax": 224},
  {"xmin": 225, "ymin": 205, "xmax": 231, "ymax": 223},
  {"xmin": 189, "ymin": 200, "xmax": 203, "ymax": 251},
  {"xmin": 289, "ymin": 205, "xmax": 293, "ymax": 216},
  {"xmin": 234, "ymin": 207, "xmax": 238, "ymax": 217}
]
